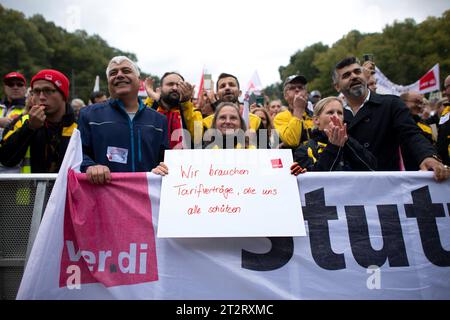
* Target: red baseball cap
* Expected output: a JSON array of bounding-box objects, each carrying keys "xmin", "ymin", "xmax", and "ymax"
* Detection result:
[
  {"xmin": 3, "ymin": 72, "xmax": 26, "ymax": 85},
  {"xmin": 31, "ymin": 69, "xmax": 70, "ymax": 101}
]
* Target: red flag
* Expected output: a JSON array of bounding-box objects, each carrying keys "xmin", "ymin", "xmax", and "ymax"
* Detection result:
[
  {"xmin": 138, "ymin": 80, "xmax": 147, "ymax": 97},
  {"xmin": 197, "ymin": 70, "xmax": 204, "ymax": 100},
  {"xmin": 419, "ymin": 67, "xmax": 438, "ymax": 91}
]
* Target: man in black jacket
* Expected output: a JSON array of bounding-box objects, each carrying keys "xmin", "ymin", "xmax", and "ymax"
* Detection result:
[
  {"xmin": 0, "ymin": 69, "xmax": 77, "ymax": 173},
  {"xmin": 400, "ymin": 91, "xmax": 435, "ymax": 170},
  {"xmin": 332, "ymin": 56, "xmax": 449, "ymax": 181}
]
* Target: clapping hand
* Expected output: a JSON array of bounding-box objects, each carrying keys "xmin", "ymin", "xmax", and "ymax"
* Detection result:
[
  {"xmin": 144, "ymin": 77, "xmax": 161, "ymax": 102},
  {"xmin": 179, "ymin": 81, "xmax": 195, "ymax": 103},
  {"xmin": 324, "ymin": 115, "xmax": 348, "ymax": 147}
]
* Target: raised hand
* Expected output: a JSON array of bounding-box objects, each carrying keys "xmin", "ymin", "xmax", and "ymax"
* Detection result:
[
  {"xmin": 144, "ymin": 77, "xmax": 161, "ymax": 102},
  {"xmin": 28, "ymin": 105, "xmax": 46, "ymax": 130},
  {"xmin": 324, "ymin": 115, "xmax": 348, "ymax": 147},
  {"xmin": 206, "ymin": 80, "xmax": 217, "ymax": 105},
  {"xmin": 179, "ymin": 81, "xmax": 195, "ymax": 103},
  {"xmin": 292, "ymin": 92, "xmax": 307, "ymax": 118}
]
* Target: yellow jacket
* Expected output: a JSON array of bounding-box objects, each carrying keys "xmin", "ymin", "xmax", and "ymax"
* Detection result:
[
  {"xmin": 273, "ymin": 109, "xmax": 313, "ymax": 148},
  {"xmin": 144, "ymin": 97, "xmax": 203, "ymax": 145}
]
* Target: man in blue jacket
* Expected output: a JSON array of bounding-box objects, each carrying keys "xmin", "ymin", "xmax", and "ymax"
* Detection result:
[{"xmin": 78, "ymin": 56, "xmax": 168, "ymax": 184}]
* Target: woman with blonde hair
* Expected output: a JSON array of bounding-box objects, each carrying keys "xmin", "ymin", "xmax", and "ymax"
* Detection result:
[{"xmin": 290, "ymin": 96, "xmax": 377, "ymax": 174}]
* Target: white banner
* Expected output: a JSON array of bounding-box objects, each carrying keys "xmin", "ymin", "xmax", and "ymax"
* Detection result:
[
  {"xmin": 158, "ymin": 149, "xmax": 305, "ymax": 238},
  {"xmin": 17, "ymin": 131, "xmax": 450, "ymax": 299},
  {"xmin": 376, "ymin": 63, "xmax": 440, "ymax": 96}
]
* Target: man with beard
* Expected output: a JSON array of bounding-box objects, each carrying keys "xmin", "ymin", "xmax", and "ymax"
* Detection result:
[
  {"xmin": 202, "ymin": 73, "xmax": 262, "ymax": 146},
  {"xmin": 144, "ymin": 72, "xmax": 202, "ymax": 149},
  {"xmin": 78, "ymin": 56, "xmax": 168, "ymax": 184},
  {"xmin": 333, "ymin": 56, "xmax": 449, "ymax": 181}
]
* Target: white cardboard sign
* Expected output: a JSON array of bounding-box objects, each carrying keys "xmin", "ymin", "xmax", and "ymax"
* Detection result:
[{"xmin": 157, "ymin": 149, "xmax": 305, "ymax": 238}]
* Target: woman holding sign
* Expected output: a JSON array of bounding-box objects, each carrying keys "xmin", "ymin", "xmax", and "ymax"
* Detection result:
[
  {"xmin": 290, "ymin": 97, "xmax": 377, "ymax": 174},
  {"xmin": 152, "ymin": 102, "xmax": 257, "ymax": 176},
  {"xmin": 203, "ymin": 102, "xmax": 257, "ymax": 149}
]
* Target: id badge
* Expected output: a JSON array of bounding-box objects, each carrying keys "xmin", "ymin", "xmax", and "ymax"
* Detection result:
[{"xmin": 106, "ymin": 146, "xmax": 128, "ymax": 164}]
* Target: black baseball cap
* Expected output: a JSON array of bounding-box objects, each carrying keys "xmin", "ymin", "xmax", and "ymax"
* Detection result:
[{"xmin": 283, "ymin": 75, "xmax": 307, "ymax": 88}]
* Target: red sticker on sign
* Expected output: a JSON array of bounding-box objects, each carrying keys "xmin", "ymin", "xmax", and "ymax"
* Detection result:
[{"xmin": 271, "ymin": 159, "xmax": 283, "ymax": 169}]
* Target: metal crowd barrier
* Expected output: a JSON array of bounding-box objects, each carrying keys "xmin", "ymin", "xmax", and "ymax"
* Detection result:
[{"xmin": 0, "ymin": 174, "xmax": 57, "ymax": 300}]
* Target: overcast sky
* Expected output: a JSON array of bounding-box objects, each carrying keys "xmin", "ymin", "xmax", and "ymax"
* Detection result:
[{"xmin": 2, "ymin": 0, "xmax": 449, "ymax": 90}]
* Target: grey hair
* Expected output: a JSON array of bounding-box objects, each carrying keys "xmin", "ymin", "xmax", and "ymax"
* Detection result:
[
  {"xmin": 106, "ymin": 56, "xmax": 140, "ymax": 77},
  {"xmin": 70, "ymin": 98, "xmax": 86, "ymax": 107}
]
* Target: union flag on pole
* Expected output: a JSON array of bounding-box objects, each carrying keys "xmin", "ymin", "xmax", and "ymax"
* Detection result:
[{"xmin": 419, "ymin": 64, "xmax": 439, "ymax": 92}]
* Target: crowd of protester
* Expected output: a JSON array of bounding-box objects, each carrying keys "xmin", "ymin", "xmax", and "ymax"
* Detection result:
[{"xmin": 0, "ymin": 55, "xmax": 449, "ymax": 182}]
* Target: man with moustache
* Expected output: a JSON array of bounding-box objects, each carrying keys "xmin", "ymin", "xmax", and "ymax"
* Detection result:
[
  {"xmin": 333, "ymin": 56, "xmax": 449, "ymax": 181},
  {"xmin": 144, "ymin": 72, "xmax": 202, "ymax": 148},
  {"xmin": 78, "ymin": 56, "xmax": 168, "ymax": 184},
  {"xmin": 0, "ymin": 69, "xmax": 77, "ymax": 173},
  {"xmin": 202, "ymin": 73, "xmax": 262, "ymax": 133}
]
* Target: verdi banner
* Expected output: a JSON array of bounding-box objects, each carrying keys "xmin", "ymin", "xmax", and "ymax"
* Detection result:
[{"xmin": 17, "ymin": 131, "xmax": 450, "ymax": 299}]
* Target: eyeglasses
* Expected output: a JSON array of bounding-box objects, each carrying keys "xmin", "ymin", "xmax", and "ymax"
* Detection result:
[
  {"xmin": 5, "ymin": 82, "xmax": 25, "ymax": 88},
  {"xmin": 32, "ymin": 88, "xmax": 57, "ymax": 96},
  {"xmin": 286, "ymin": 84, "xmax": 305, "ymax": 91},
  {"xmin": 405, "ymin": 100, "xmax": 424, "ymax": 108}
]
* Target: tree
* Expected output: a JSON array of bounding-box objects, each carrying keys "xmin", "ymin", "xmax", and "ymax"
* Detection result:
[
  {"xmin": 0, "ymin": 4, "xmax": 157, "ymax": 102},
  {"xmin": 267, "ymin": 10, "xmax": 450, "ymax": 98}
]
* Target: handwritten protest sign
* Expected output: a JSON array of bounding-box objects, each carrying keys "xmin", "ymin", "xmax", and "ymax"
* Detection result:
[{"xmin": 157, "ymin": 149, "xmax": 305, "ymax": 237}]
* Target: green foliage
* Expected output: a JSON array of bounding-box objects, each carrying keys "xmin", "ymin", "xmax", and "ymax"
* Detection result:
[
  {"xmin": 263, "ymin": 82, "xmax": 283, "ymax": 101},
  {"xmin": 265, "ymin": 10, "xmax": 450, "ymax": 99},
  {"xmin": 0, "ymin": 4, "xmax": 158, "ymax": 103}
]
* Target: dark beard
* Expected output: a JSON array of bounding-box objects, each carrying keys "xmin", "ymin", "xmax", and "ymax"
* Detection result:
[
  {"xmin": 220, "ymin": 93, "xmax": 238, "ymax": 103},
  {"xmin": 161, "ymin": 92, "xmax": 180, "ymax": 107},
  {"xmin": 347, "ymin": 84, "xmax": 366, "ymax": 98}
]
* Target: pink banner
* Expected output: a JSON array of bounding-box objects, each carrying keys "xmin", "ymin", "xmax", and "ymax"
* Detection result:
[{"xmin": 59, "ymin": 170, "xmax": 158, "ymax": 288}]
